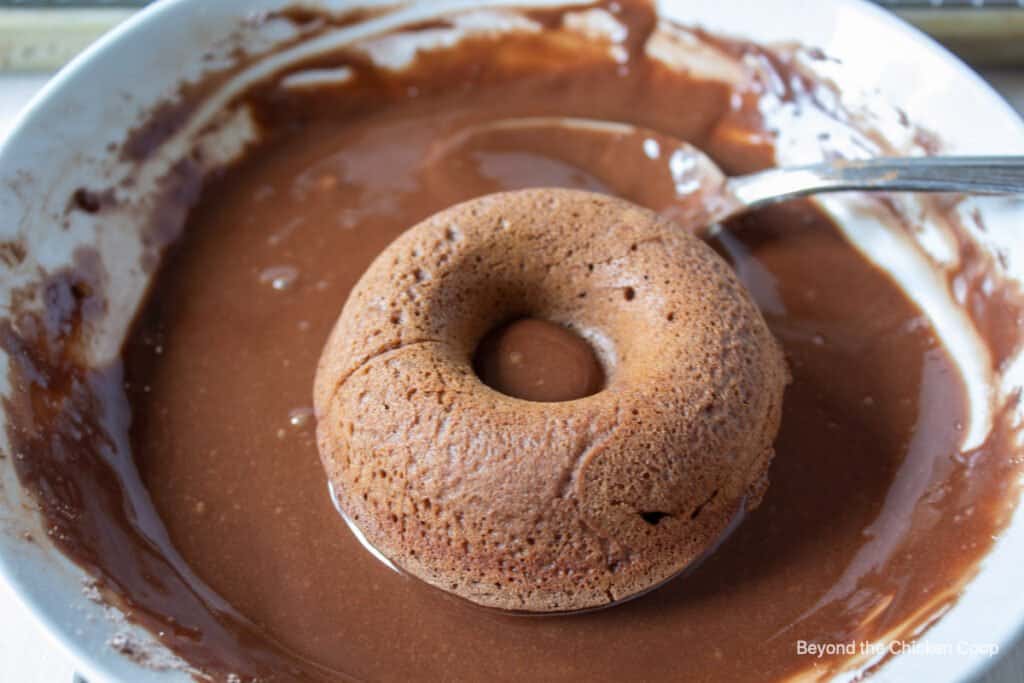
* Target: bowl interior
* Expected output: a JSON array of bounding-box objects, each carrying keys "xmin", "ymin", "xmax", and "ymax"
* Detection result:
[{"xmin": 0, "ymin": 1, "xmax": 1021, "ymax": 682}]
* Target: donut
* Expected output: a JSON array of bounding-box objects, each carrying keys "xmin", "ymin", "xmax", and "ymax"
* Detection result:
[{"xmin": 313, "ymin": 188, "xmax": 788, "ymax": 612}]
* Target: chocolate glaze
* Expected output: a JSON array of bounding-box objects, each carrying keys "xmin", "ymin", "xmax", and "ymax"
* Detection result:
[
  {"xmin": 2, "ymin": 1, "xmax": 1023, "ymax": 681},
  {"xmin": 474, "ymin": 318, "xmax": 605, "ymax": 402}
]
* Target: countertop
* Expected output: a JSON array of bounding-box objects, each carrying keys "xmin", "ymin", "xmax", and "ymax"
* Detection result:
[{"xmin": 1, "ymin": 68, "xmax": 1023, "ymax": 683}]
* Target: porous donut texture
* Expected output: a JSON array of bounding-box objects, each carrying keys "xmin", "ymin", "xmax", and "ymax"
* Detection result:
[{"xmin": 314, "ymin": 189, "xmax": 787, "ymax": 612}]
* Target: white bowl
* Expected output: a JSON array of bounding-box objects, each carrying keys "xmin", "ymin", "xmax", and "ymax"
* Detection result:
[{"xmin": 0, "ymin": 1, "xmax": 1021, "ymax": 681}]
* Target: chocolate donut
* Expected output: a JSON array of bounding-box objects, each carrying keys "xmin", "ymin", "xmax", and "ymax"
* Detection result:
[{"xmin": 314, "ymin": 188, "xmax": 787, "ymax": 612}]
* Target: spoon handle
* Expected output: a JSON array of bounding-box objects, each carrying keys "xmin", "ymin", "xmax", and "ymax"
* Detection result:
[{"xmin": 727, "ymin": 156, "xmax": 1024, "ymax": 210}]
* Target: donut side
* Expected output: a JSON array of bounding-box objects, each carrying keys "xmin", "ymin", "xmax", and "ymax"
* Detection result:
[{"xmin": 315, "ymin": 189, "xmax": 788, "ymax": 612}]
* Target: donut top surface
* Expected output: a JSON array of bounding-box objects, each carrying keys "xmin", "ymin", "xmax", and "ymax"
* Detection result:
[{"xmin": 314, "ymin": 188, "xmax": 788, "ymax": 612}]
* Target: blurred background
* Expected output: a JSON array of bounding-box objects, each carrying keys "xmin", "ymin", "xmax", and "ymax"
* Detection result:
[
  {"xmin": 0, "ymin": 1, "xmax": 1021, "ymax": 682},
  {"xmin": 0, "ymin": 1, "xmax": 1022, "ymax": 137}
]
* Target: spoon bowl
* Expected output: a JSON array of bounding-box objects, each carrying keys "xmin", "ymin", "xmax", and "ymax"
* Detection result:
[
  {"xmin": 425, "ymin": 116, "xmax": 1024, "ymax": 236},
  {"xmin": 423, "ymin": 116, "xmax": 735, "ymax": 232}
]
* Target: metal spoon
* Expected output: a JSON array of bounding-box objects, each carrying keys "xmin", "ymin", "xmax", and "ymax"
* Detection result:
[{"xmin": 425, "ymin": 116, "xmax": 1024, "ymax": 234}]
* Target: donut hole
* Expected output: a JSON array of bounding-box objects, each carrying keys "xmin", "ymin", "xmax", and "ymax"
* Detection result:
[{"xmin": 472, "ymin": 317, "xmax": 605, "ymax": 402}]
